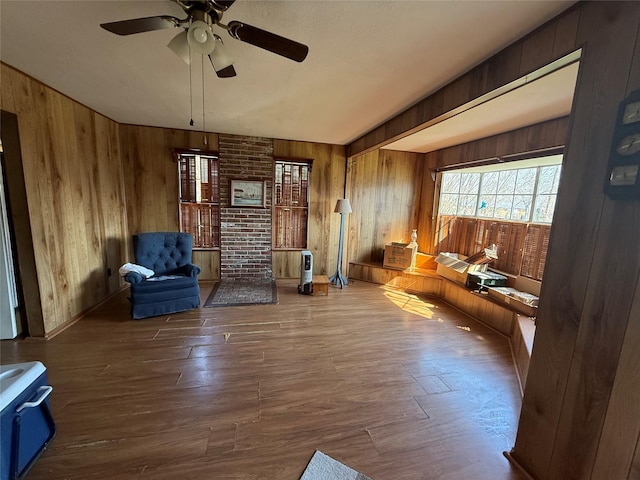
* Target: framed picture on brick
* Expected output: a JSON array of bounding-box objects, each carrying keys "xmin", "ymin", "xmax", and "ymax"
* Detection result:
[{"xmin": 230, "ymin": 179, "xmax": 266, "ymax": 208}]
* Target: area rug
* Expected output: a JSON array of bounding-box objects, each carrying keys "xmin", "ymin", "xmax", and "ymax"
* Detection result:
[
  {"xmin": 203, "ymin": 278, "xmax": 278, "ymax": 307},
  {"xmin": 300, "ymin": 451, "xmax": 373, "ymax": 480}
]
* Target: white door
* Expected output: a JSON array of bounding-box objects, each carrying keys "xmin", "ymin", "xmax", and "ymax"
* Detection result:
[{"xmin": 0, "ymin": 158, "xmax": 18, "ymax": 339}]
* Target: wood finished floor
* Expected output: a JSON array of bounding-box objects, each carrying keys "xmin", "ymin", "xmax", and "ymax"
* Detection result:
[{"xmin": 1, "ymin": 279, "xmax": 525, "ymax": 480}]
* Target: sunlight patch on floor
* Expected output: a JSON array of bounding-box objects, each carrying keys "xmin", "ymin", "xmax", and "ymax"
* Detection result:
[{"xmin": 381, "ymin": 286, "xmax": 436, "ymax": 319}]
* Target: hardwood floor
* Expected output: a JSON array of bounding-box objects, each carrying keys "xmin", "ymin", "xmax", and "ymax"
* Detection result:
[{"xmin": 1, "ymin": 280, "xmax": 525, "ymax": 480}]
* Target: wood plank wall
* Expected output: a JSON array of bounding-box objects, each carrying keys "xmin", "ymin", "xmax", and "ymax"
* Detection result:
[
  {"xmin": 118, "ymin": 124, "xmax": 221, "ymax": 280},
  {"xmin": 272, "ymin": 140, "xmax": 346, "ymax": 278},
  {"xmin": 510, "ymin": 2, "xmax": 640, "ymax": 479},
  {"xmin": 423, "ymin": 117, "xmax": 569, "ymax": 169},
  {"xmin": 119, "ymin": 130, "xmax": 346, "ymax": 280},
  {"xmin": 0, "ymin": 68, "xmax": 346, "ymax": 333},
  {"xmin": 0, "ymin": 63, "xmax": 128, "ymax": 336},
  {"xmin": 345, "ymin": 149, "xmax": 424, "ymax": 265}
]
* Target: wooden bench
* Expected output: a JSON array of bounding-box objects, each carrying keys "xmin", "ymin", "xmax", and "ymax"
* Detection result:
[{"xmin": 312, "ymin": 275, "xmax": 329, "ymax": 296}]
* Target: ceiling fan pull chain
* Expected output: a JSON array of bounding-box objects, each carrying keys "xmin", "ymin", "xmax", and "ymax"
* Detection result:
[
  {"xmin": 189, "ymin": 45, "xmax": 194, "ymax": 127},
  {"xmin": 202, "ymin": 54, "xmax": 207, "ymax": 145}
]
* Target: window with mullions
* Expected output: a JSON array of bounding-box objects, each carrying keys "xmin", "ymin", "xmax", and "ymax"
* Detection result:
[
  {"xmin": 273, "ymin": 159, "xmax": 311, "ymax": 249},
  {"xmin": 436, "ymin": 158, "xmax": 562, "ymax": 281},
  {"xmin": 439, "ymin": 164, "xmax": 561, "ymax": 224},
  {"xmin": 177, "ymin": 151, "xmax": 220, "ymax": 249},
  {"xmin": 440, "ymin": 172, "xmax": 480, "ymax": 216}
]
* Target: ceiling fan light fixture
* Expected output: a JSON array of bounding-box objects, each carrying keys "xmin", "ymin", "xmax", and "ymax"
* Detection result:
[
  {"xmin": 187, "ymin": 20, "xmax": 216, "ymax": 55},
  {"xmin": 168, "ymin": 30, "xmax": 190, "ymax": 64},
  {"xmin": 102, "ymin": 0, "xmax": 310, "ymax": 74},
  {"xmin": 210, "ymin": 35, "xmax": 234, "ymax": 71}
]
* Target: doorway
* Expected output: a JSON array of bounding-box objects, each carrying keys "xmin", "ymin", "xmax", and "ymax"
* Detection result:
[
  {"xmin": 1, "ymin": 110, "xmax": 45, "ymax": 337},
  {"xmin": 0, "ymin": 147, "xmax": 20, "ymax": 338}
]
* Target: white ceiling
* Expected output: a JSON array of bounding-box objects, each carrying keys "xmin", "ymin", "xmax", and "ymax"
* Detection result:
[
  {"xmin": 0, "ymin": 1, "xmax": 575, "ymax": 147},
  {"xmin": 384, "ymin": 60, "xmax": 579, "ymax": 153}
]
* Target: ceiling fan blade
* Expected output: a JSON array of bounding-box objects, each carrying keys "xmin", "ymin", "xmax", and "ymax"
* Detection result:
[
  {"xmin": 209, "ymin": 37, "xmax": 235, "ymax": 76},
  {"xmin": 210, "ymin": 0, "xmax": 236, "ymax": 11},
  {"xmin": 179, "ymin": 0, "xmax": 235, "ymax": 13},
  {"xmin": 215, "ymin": 65, "xmax": 237, "ymax": 78},
  {"xmin": 100, "ymin": 16, "xmax": 180, "ymax": 35},
  {"xmin": 227, "ymin": 21, "xmax": 308, "ymax": 63}
]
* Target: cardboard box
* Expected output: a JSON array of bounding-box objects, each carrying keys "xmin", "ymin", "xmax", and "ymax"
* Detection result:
[
  {"xmin": 415, "ymin": 252, "xmax": 438, "ymax": 270},
  {"xmin": 383, "ymin": 242, "xmax": 416, "ymax": 270},
  {"xmin": 435, "ymin": 253, "xmax": 488, "ymax": 285},
  {"xmin": 514, "ymin": 275, "xmax": 542, "ymax": 297},
  {"xmin": 487, "ymin": 287, "xmax": 539, "ymax": 317}
]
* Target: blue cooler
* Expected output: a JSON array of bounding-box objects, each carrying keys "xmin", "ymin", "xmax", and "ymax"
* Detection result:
[{"xmin": 0, "ymin": 362, "xmax": 56, "ymax": 480}]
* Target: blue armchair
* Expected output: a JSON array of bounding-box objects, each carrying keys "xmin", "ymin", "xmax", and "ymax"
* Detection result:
[{"xmin": 124, "ymin": 232, "xmax": 201, "ymax": 319}]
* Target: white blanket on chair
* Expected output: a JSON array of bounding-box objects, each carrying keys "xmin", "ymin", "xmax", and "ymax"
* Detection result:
[{"xmin": 119, "ymin": 263, "xmax": 154, "ymax": 278}]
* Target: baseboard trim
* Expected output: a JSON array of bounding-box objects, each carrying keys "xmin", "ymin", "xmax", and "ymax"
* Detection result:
[
  {"xmin": 503, "ymin": 450, "xmax": 536, "ymax": 480},
  {"xmin": 507, "ymin": 339, "xmax": 525, "ymax": 397},
  {"xmin": 29, "ymin": 285, "xmax": 128, "ymax": 340}
]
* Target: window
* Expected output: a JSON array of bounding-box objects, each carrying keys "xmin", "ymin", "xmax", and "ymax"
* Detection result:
[
  {"xmin": 436, "ymin": 157, "xmax": 562, "ymax": 281},
  {"xmin": 439, "ymin": 163, "xmax": 561, "ymax": 224},
  {"xmin": 177, "ymin": 151, "xmax": 220, "ymax": 249},
  {"xmin": 273, "ymin": 159, "xmax": 311, "ymax": 249}
]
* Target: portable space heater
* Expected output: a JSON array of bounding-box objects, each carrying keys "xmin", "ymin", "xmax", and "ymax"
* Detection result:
[{"xmin": 298, "ymin": 250, "xmax": 313, "ymax": 295}]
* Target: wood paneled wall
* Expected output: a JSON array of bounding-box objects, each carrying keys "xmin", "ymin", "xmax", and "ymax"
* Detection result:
[
  {"xmin": 423, "ymin": 117, "xmax": 569, "ymax": 170},
  {"xmin": 118, "ymin": 124, "xmax": 220, "ymax": 280},
  {"xmin": 119, "ymin": 130, "xmax": 346, "ymax": 280},
  {"xmin": 0, "ymin": 69, "xmax": 346, "ymax": 333},
  {"xmin": 345, "ymin": 149, "xmax": 424, "ymax": 265},
  {"xmin": 1, "ymin": 63, "xmax": 127, "ymax": 336},
  {"xmin": 118, "ymin": 124, "xmax": 219, "ymax": 234},
  {"xmin": 272, "ymin": 140, "xmax": 346, "ymax": 278},
  {"xmin": 511, "ymin": 3, "xmax": 640, "ymax": 479}
]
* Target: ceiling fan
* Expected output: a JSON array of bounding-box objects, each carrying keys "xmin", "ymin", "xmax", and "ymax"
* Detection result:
[{"xmin": 100, "ymin": 0, "xmax": 309, "ymax": 78}]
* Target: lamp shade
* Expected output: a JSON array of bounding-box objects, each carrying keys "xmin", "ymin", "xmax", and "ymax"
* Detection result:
[
  {"xmin": 187, "ymin": 20, "xmax": 216, "ymax": 55},
  {"xmin": 334, "ymin": 199, "xmax": 352, "ymax": 214}
]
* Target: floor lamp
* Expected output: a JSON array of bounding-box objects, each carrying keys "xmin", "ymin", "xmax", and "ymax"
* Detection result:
[{"xmin": 329, "ymin": 198, "xmax": 352, "ymax": 289}]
